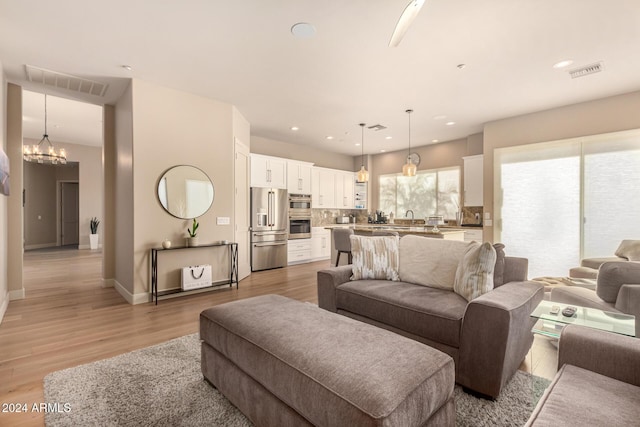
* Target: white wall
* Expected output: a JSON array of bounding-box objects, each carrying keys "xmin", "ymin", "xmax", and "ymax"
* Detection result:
[{"xmin": 0, "ymin": 61, "xmax": 7, "ymax": 323}]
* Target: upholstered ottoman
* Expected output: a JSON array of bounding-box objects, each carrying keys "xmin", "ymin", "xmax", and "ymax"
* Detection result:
[{"xmin": 200, "ymin": 294, "xmax": 455, "ymax": 427}]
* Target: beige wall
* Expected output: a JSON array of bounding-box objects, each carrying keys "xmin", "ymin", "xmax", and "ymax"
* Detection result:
[
  {"xmin": 251, "ymin": 136, "xmax": 355, "ymax": 170},
  {"xmin": 110, "ymin": 79, "xmax": 245, "ymax": 303},
  {"xmin": 22, "ymin": 139, "xmax": 102, "ymax": 249},
  {"xmin": 0, "ymin": 63, "xmax": 7, "ymax": 322},
  {"xmin": 103, "ymin": 105, "xmax": 115, "ymax": 282},
  {"xmin": 23, "ymin": 162, "xmax": 66, "ymax": 247},
  {"xmin": 483, "ymin": 90, "xmax": 640, "ymax": 242},
  {"xmin": 6, "ymin": 83, "xmax": 23, "ymax": 302},
  {"xmin": 113, "ymin": 81, "xmax": 135, "ymax": 297}
]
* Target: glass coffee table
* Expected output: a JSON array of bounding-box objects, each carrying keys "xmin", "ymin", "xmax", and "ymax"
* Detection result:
[{"xmin": 531, "ymin": 300, "xmax": 636, "ymax": 339}]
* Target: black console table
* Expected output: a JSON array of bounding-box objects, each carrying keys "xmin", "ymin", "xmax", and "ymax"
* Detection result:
[{"xmin": 150, "ymin": 242, "xmax": 239, "ymax": 304}]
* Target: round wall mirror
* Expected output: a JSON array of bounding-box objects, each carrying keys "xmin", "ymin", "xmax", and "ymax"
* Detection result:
[{"xmin": 157, "ymin": 165, "xmax": 214, "ymax": 219}]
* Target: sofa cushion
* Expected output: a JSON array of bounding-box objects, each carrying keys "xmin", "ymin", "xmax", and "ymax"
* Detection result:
[
  {"xmin": 350, "ymin": 235, "xmax": 400, "ymax": 281},
  {"xmin": 581, "ymin": 256, "xmax": 624, "ymax": 270},
  {"xmin": 527, "ymin": 364, "xmax": 640, "ymax": 426},
  {"xmin": 493, "ymin": 243, "xmax": 506, "ymax": 287},
  {"xmin": 454, "ymin": 242, "xmax": 497, "ymax": 301},
  {"xmin": 399, "ymin": 235, "xmax": 473, "ymax": 290},
  {"xmin": 615, "ymin": 240, "xmax": 640, "ymax": 261},
  {"xmin": 336, "ymin": 280, "xmax": 467, "ymax": 348}
]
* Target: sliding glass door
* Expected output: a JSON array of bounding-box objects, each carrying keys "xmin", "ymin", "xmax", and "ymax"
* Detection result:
[{"xmin": 495, "ymin": 129, "xmax": 640, "ymax": 279}]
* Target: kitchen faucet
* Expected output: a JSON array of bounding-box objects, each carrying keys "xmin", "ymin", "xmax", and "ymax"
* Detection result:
[{"xmin": 405, "ymin": 210, "xmax": 414, "ymax": 220}]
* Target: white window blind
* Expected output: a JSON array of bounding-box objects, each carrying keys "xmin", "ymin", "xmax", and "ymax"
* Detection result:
[{"xmin": 495, "ymin": 129, "xmax": 640, "ymax": 279}]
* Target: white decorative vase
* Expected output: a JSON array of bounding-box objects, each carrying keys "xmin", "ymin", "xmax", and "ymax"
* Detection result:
[
  {"xmin": 162, "ymin": 239, "xmax": 172, "ymax": 249},
  {"xmin": 89, "ymin": 234, "xmax": 99, "ymax": 250}
]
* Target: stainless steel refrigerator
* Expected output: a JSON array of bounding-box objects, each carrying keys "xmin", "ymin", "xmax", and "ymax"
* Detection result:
[{"xmin": 250, "ymin": 188, "xmax": 288, "ymax": 271}]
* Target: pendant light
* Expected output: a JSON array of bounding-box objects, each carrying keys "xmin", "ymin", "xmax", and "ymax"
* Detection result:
[
  {"xmin": 23, "ymin": 94, "xmax": 67, "ymax": 165},
  {"xmin": 357, "ymin": 123, "xmax": 369, "ymax": 182},
  {"xmin": 402, "ymin": 109, "xmax": 417, "ymax": 176}
]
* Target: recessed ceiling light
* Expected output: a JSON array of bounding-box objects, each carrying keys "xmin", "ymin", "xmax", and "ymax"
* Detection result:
[
  {"xmin": 553, "ymin": 59, "xmax": 574, "ymax": 69},
  {"xmin": 433, "ymin": 115, "xmax": 447, "ymax": 121},
  {"xmin": 445, "ymin": 121, "xmax": 456, "ymax": 126},
  {"xmin": 291, "ymin": 22, "xmax": 316, "ymax": 39},
  {"xmin": 122, "ymin": 65, "xmax": 132, "ymax": 71},
  {"xmin": 432, "ymin": 139, "xmax": 439, "ymax": 143},
  {"xmin": 457, "ymin": 64, "xmax": 466, "ymax": 69},
  {"xmin": 355, "ymin": 143, "xmax": 361, "ymax": 146},
  {"xmin": 380, "ymin": 149, "xmax": 386, "ymax": 153},
  {"xmin": 385, "ymin": 136, "xmax": 393, "ymax": 140},
  {"xmin": 326, "ymin": 136, "xmax": 334, "ymax": 140},
  {"xmin": 290, "ymin": 126, "xmax": 299, "ymax": 131}
]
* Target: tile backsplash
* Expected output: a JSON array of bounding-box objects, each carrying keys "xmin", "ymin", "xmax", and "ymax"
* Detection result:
[{"xmin": 312, "ymin": 209, "xmax": 367, "ymax": 226}]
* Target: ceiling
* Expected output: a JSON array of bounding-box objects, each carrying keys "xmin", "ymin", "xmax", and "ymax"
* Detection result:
[{"xmin": 1, "ymin": 0, "xmax": 639, "ymax": 154}]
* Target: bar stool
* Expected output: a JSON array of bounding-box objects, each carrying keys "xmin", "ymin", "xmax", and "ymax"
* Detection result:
[{"xmin": 333, "ymin": 228, "xmax": 354, "ymax": 266}]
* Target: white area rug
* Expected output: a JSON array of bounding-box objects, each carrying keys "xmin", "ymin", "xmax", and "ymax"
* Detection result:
[{"xmin": 44, "ymin": 334, "xmax": 550, "ymax": 426}]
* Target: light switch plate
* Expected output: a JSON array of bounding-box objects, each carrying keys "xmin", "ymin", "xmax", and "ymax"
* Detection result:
[
  {"xmin": 485, "ymin": 219, "xmax": 493, "ymax": 226},
  {"xmin": 484, "ymin": 212, "xmax": 491, "ymax": 220},
  {"xmin": 216, "ymin": 217, "xmax": 230, "ymax": 225}
]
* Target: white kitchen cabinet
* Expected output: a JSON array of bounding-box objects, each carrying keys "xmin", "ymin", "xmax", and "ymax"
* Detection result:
[
  {"xmin": 312, "ymin": 167, "xmax": 336, "ymax": 208},
  {"xmin": 463, "ymin": 155, "xmax": 483, "ymax": 206},
  {"xmin": 287, "ymin": 160, "xmax": 313, "ymax": 194},
  {"xmin": 311, "ymin": 227, "xmax": 331, "ymax": 260},
  {"xmin": 251, "ymin": 154, "xmax": 287, "ymax": 189},
  {"xmin": 463, "ymin": 228, "xmax": 483, "ymax": 242},
  {"xmin": 335, "ymin": 171, "xmax": 355, "ymax": 209},
  {"xmin": 287, "ymin": 238, "xmax": 312, "ymax": 265}
]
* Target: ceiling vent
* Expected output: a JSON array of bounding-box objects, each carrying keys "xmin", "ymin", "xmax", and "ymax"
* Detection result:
[
  {"xmin": 25, "ymin": 65, "xmax": 108, "ymax": 97},
  {"xmin": 568, "ymin": 61, "xmax": 604, "ymax": 79},
  {"xmin": 368, "ymin": 124, "xmax": 387, "ymax": 131}
]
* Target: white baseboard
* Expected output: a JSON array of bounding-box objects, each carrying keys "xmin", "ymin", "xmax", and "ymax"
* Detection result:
[
  {"xmin": 25, "ymin": 243, "xmax": 57, "ymax": 250},
  {"xmin": 113, "ymin": 280, "xmax": 149, "ymax": 305},
  {"xmin": 9, "ymin": 288, "xmax": 25, "ymax": 300}
]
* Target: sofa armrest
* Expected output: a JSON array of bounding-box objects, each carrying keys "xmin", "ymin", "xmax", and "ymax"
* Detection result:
[
  {"xmin": 615, "ymin": 284, "xmax": 640, "ymax": 315},
  {"xmin": 317, "ymin": 265, "xmax": 352, "ymax": 312},
  {"xmin": 558, "ymin": 324, "xmax": 640, "ymax": 387},
  {"xmin": 597, "ymin": 261, "xmax": 640, "ymax": 303},
  {"xmin": 458, "ymin": 280, "xmax": 544, "ymax": 398},
  {"xmin": 503, "ymin": 256, "xmax": 528, "ymax": 283}
]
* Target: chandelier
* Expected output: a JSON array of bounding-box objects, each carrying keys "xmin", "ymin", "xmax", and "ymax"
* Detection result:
[{"xmin": 23, "ymin": 94, "xmax": 67, "ymax": 165}]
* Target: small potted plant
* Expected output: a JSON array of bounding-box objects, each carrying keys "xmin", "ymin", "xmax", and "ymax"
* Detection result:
[
  {"xmin": 186, "ymin": 218, "xmax": 199, "ymax": 247},
  {"xmin": 89, "ymin": 217, "xmax": 100, "ymax": 250}
]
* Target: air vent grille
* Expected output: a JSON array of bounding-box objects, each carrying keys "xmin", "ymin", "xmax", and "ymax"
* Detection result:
[
  {"xmin": 25, "ymin": 65, "xmax": 108, "ymax": 97},
  {"xmin": 368, "ymin": 124, "xmax": 387, "ymax": 131},
  {"xmin": 568, "ymin": 61, "xmax": 604, "ymax": 79}
]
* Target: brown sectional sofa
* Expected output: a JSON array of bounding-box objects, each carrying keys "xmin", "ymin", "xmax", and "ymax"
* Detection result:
[
  {"xmin": 317, "ymin": 235, "xmax": 544, "ymax": 398},
  {"xmin": 526, "ymin": 324, "xmax": 640, "ymax": 425}
]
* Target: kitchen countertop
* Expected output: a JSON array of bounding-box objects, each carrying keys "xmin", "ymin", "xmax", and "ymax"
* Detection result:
[{"xmin": 323, "ymin": 224, "xmax": 466, "ymax": 236}]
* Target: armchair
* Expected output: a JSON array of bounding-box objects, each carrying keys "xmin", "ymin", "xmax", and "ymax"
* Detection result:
[
  {"xmin": 526, "ymin": 325, "xmax": 640, "ymax": 426},
  {"xmin": 569, "ymin": 239, "xmax": 640, "ymax": 278},
  {"xmin": 551, "ymin": 261, "xmax": 640, "ymax": 330}
]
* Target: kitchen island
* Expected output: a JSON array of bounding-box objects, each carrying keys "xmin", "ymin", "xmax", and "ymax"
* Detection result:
[{"xmin": 325, "ymin": 224, "xmax": 466, "ymax": 266}]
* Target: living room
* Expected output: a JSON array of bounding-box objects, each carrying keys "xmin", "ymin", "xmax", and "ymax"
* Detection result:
[{"xmin": 1, "ymin": 1, "xmax": 640, "ymax": 426}]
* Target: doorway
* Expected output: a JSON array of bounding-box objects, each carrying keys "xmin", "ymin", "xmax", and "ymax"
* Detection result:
[{"xmin": 60, "ymin": 182, "xmax": 79, "ymax": 246}]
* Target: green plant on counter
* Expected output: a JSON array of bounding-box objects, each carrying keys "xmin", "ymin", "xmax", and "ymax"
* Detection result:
[
  {"xmin": 90, "ymin": 217, "xmax": 100, "ymax": 234},
  {"xmin": 188, "ymin": 218, "xmax": 199, "ymax": 237}
]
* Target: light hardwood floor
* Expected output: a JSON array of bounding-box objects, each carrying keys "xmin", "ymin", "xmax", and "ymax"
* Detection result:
[{"xmin": 0, "ymin": 248, "xmax": 557, "ymax": 426}]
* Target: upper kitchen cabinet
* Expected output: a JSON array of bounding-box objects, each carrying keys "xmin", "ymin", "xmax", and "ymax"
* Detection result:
[
  {"xmin": 463, "ymin": 155, "xmax": 483, "ymax": 206},
  {"xmin": 335, "ymin": 171, "xmax": 355, "ymax": 209},
  {"xmin": 287, "ymin": 160, "xmax": 313, "ymax": 194},
  {"xmin": 312, "ymin": 167, "xmax": 336, "ymax": 208},
  {"xmin": 251, "ymin": 154, "xmax": 287, "ymax": 189}
]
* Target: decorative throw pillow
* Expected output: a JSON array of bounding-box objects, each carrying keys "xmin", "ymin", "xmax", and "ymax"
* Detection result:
[
  {"xmin": 350, "ymin": 235, "xmax": 400, "ymax": 281},
  {"xmin": 454, "ymin": 242, "xmax": 497, "ymax": 301},
  {"xmin": 614, "ymin": 240, "xmax": 640, "ymax": 261},
  {"xmin": 493, "ymin": 243, "xmax": 506, "ymax": 287}
]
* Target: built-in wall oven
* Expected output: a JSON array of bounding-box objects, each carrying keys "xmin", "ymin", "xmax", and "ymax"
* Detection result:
[{"xmin": 288, "ymin": 194, "xmax": 312, "ymax": 239}]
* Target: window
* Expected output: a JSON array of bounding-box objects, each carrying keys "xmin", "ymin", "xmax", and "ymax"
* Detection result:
[
  {"xmin": 379, "ymin": 167, "xmax": 460, "ymax": 220},
  {"xmin": 495, "ymin": 129, "xmax": 640, "ymax": 278}
]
